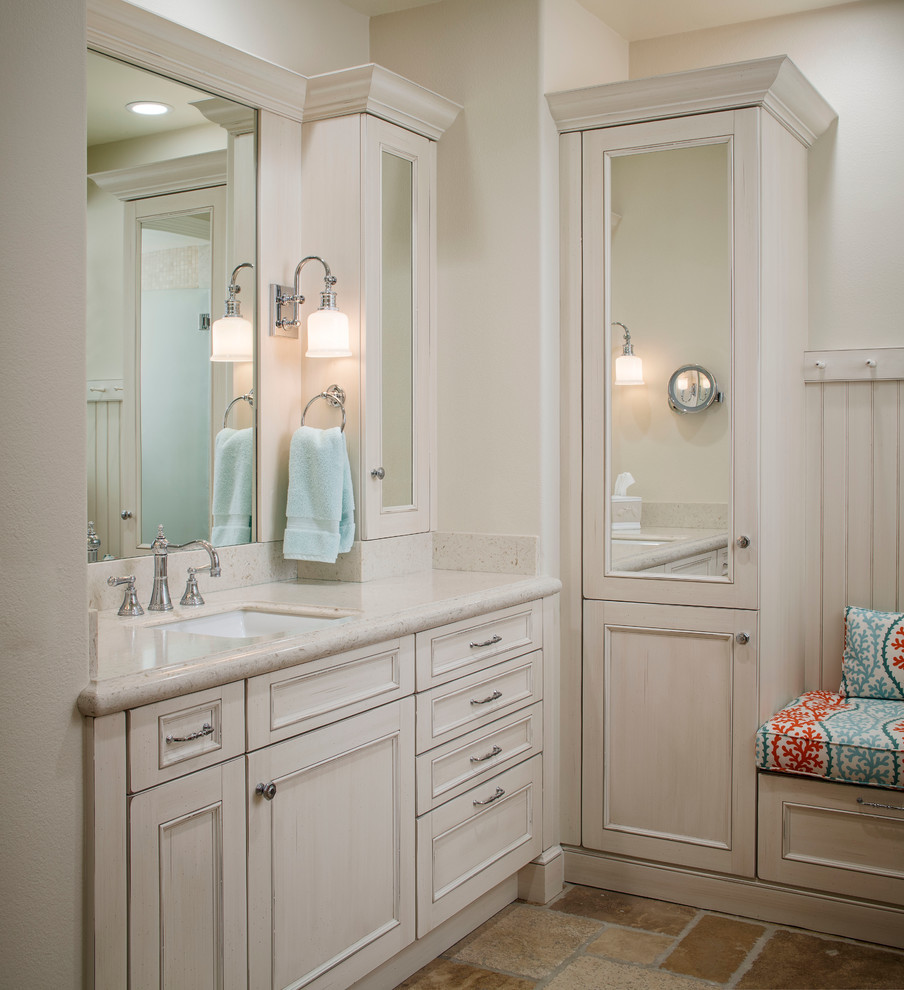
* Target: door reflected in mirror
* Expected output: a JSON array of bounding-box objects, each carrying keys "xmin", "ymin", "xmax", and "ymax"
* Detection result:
[
  {"xmin": 86, "ymin": 51, "xmax": 257, "ymax": 560},
  {"xmin": 607, "ymin": 141, "xmax": 731, "ymax": 578}
]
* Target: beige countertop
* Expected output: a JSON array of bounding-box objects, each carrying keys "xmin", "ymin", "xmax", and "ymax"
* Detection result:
[
  {"xmin": 79, "ymin": 570, "xmax": 561, "ymax": 717},
  {"xmin": 610, "ymin": 528, "xmax": 728, "ymax": 571}
]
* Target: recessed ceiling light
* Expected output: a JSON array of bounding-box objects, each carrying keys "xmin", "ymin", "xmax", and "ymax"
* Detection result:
[{"xmin": 126, "ymin": 101, "xmax": 173, "ymax": 116}]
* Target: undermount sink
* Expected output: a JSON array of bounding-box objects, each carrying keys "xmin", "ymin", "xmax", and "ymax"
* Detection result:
[{"xmin": 155, "ymin": 607, "xmax": 351, "ymax": 640}]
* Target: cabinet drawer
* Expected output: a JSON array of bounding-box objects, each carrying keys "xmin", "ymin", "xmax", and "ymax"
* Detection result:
[
  {"xmin": 758, "ymin": 772, "xmax": 904, "ymax": 905},
  {"xmin": 416, "ymin": 703, "xmax": 543, "ymax": 815},
  {"xmin": 247, "ymin": 637, "xmax": 414, "ymax": 750},
  {"xmin": 415, "ymin": 600, "xmax": 542, "ymax": 690},
  {"xmin": 416, "ymin": 651, "xmax": 542, "ymax": 753},
  {"xmin": 416, "ymin": 755, "xmax": 542, "ymax": 937},
  {"xmin": 128, "ymin": 682, "xmax": 245, "ymax": 792}
]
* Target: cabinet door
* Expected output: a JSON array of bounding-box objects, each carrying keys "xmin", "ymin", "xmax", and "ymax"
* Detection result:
[
  {"xmin": 582, "ymin": 600, "xmax": 756, "ymax": 876},
  {"xmin": 362, "ymin": 117, "xmax": 433, "ymax": 539},
  {"xmin": 129, "ymin": 758, "xmax": 247, "ymax": 990},
  {"xmin": 582, "ymin": 110, "xmax": 759, "ymax": 609},
  {"xmin": 247, "ymin": 698, "xmax": 415, "ymax": 990}
]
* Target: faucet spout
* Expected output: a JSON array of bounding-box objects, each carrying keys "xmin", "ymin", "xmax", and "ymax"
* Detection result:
[
  {"xmin": 180, "ymin": 540, "xmax": 221, "ymax": 578},
  {"xmin": 147, "ymin": 525, "xmax": 222, "ymax": 612}
]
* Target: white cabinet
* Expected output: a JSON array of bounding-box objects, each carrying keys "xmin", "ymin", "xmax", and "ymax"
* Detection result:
[
  {"xmin": 128, "ymin": 758, "xmax": 247, "ymax": 990},
  {"xmin": 301, "ymin": 69, "xmax": 460, "ymax": 540},
  {"xmin": 247, "ymin": 699, "xmax": 415, "ymax": 990},
  {"xmin": 551, "ymin": 58, "xmax": 835, "ymax": 876}
]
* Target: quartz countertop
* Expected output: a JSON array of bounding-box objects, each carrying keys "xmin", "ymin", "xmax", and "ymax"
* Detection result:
[
  {"xmin": 610, "ymin": 528, "xmax": 728, "ymax": 571},
  {"xmin": 79, "ymin": 570, "xmax": 561, "ymax": 717}
]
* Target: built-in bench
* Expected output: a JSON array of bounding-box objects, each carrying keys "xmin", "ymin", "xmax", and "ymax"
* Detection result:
[{"xmin": 755, "ymin": 607, "xmax": 904, "ymax": 915}]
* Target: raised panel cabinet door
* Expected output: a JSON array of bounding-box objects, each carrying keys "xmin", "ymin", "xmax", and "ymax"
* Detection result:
[
  {"xmin": 582, "ymin": 600, "xmax": 757, "ymax": 877},
  {"xmin": 247, "ymin": 698, "xmax": 416, "ymax": 990},
  {"xmin": 128, "ymin": 757, "xmax": 247, "ymax": 990}
]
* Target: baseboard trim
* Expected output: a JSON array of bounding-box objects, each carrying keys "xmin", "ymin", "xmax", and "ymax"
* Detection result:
[
  {"xmin": 564, "ymin": 846, "xmax": 904, "ymax": 950},
  {"xmin": 518, "ymin": 845, "xmax": 565, "ymax": 904},
  {"xmin": 350, "ymin": 876, "xmax": 518, "ymax": 990}
]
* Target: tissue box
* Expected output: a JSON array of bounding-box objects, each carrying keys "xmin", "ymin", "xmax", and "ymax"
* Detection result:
[{"xmin": 612, "ymin": 495, "xmax": 641, "ymax": 530}]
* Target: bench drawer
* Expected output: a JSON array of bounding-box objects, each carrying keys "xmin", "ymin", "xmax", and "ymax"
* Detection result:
[
  {"xmin": 416, "ymin": 651, "xmax": 542, "ymax": 753},
  {"xmin": 247, "ymin": 638, "xmax": 414, "ymax": 750},
  {"xmin": 128, "ymin": 682, "xmax": 245, "ymax": 792},
  {"xmin": 416, "ymin": 703, "xmax": 543, "ymax": 815},
  {"xmin": 415, "ymin": 600, "xmax": 542, "ymax": 690},
  {"xmin": 416, "ymin": 756, "xmax": 542, "ymax": 936},
  {"xmin": 758, "ymin": 772, "xmax": 904, "ymax": 905}
]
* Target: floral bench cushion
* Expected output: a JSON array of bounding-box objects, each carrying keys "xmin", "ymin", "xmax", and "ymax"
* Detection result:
[{"xmin": 756, "ymin": 691, "xmax": 904, "ymax": 790}]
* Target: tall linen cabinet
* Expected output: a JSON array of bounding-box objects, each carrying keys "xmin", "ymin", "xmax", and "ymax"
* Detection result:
[{"xmin": 549, "ymin": 59, "xmax": 836, "ymax": 892}]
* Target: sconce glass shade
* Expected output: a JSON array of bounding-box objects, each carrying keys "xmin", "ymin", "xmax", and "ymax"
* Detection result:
[
  {"xmin": 211, "ymin": 315, "xmax": 254, "ymax": 362},
  {"xmin": 306, "ymin": 307, "xmax": 351, "ymax": 358},
  {"xmin": 614, "ymin": 352, "xmax": 644, "ymax": 385}
]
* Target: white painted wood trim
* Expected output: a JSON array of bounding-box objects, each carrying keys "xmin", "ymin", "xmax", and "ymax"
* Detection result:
[
  {"xmin": 546, "ymin": 55, "xmax": 836, "ymax": 147},
  {"xmin": 87, "ymin": 0, "xmax": 307, "ymax": 121},
  {"xmin": 304, "ymin": 64, "xmax": 461, "ymax": 141},
  {"xmin": 517, "ymin": 845, "xmax": 565, "ymax": 904},
  {"xmin": 564, "ymin": 846, "xmax": 904, "ymax": 950},
  {"xmin": 804, "ymin": 347, "xmax": 904, "ymax": 382},
  {"xmin": 89, "ymin": 150, "xmax": 227, "ymax": 201}
]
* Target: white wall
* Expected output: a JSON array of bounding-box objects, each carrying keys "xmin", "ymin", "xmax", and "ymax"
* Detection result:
[
  {"xmin": 542, "ymin": 0, "xmax": 628, "ymax": 92},
  {"xmin": 0, "ymin": 1, "xmax": 87, "ymax": 986},
  {"xmin": 630, "ymin": 0, "xmax": 904, "ymax": 351}
]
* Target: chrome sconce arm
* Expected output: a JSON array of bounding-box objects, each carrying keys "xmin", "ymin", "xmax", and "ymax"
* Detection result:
[{"xmin": 270, "ymin": 256, "xmax": 350, "ymax": 356}]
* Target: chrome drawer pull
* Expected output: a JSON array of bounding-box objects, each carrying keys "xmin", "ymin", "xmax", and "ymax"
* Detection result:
[
  {"xmin": 857, "ymin": 797, "xmax": 904, "ymax": 812},
  {"xmin": 474, "ymin": 786, "xmax": 505, "ymax": 806},
  {"xmin": 470, "ymin": 634, "xmax": 502, "ymax": 649},
  {"xmin": 470, "ymin": 690, "xmax": 502, "ymax": 706},
  {"xmin": 165, "ymin": 722, "xmax": 213, "ymax": 744},
  {"xmin": 470, "ymin": 745, "xmax": 503, "ymax": 764}
]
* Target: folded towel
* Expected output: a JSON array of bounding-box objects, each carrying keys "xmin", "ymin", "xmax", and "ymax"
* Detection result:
[
  {"xmin": 211, "ymin": 427, "xmax": 253, "ymax": 546},
  {"xmin": 284, "ymin": 426, "xmax": 355, "ymax": 562}
]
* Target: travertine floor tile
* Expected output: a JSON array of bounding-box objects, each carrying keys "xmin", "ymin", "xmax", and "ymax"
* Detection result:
[
  {"xmin": 586, "ymin": 927, "xmax": 675, "ymax": 964},
  {"xmin": 395, "ymin": 958, "xmax": 536, "ymax": 989},
  {"xmin": 550, "ymin": 886, "xmax": 697, "ymax": 936},
  {"xmin": 663, "ymin": 914, "xmax": 765, "ymax": 983},
  {"xmin": 449, "ymin": 904, "xmax": 601, "ymax": 979},
  {"xmin": 737, "ymin": 930, "xmax": 904, "ymax": 989},
  {"xmin": 543, "ymin": 955, "xmax": 707, "ymax": 990}
]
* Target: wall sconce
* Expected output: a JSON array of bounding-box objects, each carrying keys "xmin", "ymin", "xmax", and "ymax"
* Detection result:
[
  {"xmin": 211, "ymin": 262, "xmax": 254, "ymax": 362},
  {"xmin": 270, "ymin": 256, "xmax": 351, "ymax": 357},
  {"xmin": 612, "ymin": 321, "xmax": 644, "ymax": 385}
]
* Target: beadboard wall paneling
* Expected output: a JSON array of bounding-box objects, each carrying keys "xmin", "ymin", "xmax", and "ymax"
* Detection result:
[
  {"xmin": 805, "ymin": 351, "xmax": 904, "ymax": 691},
  {"xmin": 87, "ymin": 383, "xmax": 123, "ymax": 561}
]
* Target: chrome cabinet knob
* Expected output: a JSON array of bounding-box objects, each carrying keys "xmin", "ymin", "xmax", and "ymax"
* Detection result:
[
  {"xmin": 121, "ymin": 509, "xmax": 133, "ymax": 519},
  {"xmin": 735, "ymin": 535, "xmax": 750, "ymax": 549},
  {"xmin": 371, "ymin": 467, "xmax": 385, "ymax": 479},
  {"xmin": 735, "ymin": 632, "xmax": 750, "ymax": 645},
  {"xmin": 256, "ymin": 782, "xmax": 277, "ymax": 801}
]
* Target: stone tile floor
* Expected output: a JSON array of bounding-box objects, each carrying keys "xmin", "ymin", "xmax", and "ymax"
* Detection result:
[{"xmin": 397, "ymin": 885, "xmax": 904, "ymax": 989}]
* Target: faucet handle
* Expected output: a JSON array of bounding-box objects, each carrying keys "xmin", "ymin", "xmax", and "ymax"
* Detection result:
[
  {"xmin": 107, "ymin": 575, "xmax": 144, "ymax": 617},
  {"xmin": 180, "ymin": 567, "xmax": 208, "ymax": 607}
]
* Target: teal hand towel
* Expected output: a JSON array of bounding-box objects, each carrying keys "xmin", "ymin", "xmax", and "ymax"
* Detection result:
[
  {"xmin": 284, "ymin": 426, "xmax": 355, "ymax": 562},
  {"xmin": 211, "ymin": 427, "xmax": 253, "ymax": 546}
]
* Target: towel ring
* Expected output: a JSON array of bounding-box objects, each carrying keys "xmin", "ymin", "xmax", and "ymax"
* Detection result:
[
  {"xmin": 223, "ymin": 389, "xmax": 254, "ymax": 429},
  {"xmin": 301, "ymin": 384, "xmax": 346, "ymax": 432}
]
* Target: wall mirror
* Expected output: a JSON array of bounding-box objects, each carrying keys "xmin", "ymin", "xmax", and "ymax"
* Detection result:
[
  {"xmin": 606, "ymin": 140, "xmax": 731, "ymax": 579},
  {"xmin": 667, "ymin": 364, "xmax": 722, "ymax": 414},
  {"xmin": 86, "ymin": 49, "xmax": 257, "ymax": 560}
]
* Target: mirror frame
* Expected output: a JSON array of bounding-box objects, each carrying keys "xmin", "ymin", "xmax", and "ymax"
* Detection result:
[
  {"xmin": 88, "ymin": 0, "xmax": 309, "ymax": 557},
  {"xmin": 667, "ymin": 364, "xmax": 723, "ymax": 414}
]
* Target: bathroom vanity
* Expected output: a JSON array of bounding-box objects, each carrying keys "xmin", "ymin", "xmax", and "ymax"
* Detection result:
[{"xmin": 81, "ymin": 571, "xmax": 560, "ymax": 990}]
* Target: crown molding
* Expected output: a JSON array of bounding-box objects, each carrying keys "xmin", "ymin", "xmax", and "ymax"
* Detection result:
[
  {"xmin": 546, "ymin": 56, "xmax": 836, "ymax": 147},
  {"xmin": 88, "ymin": 0, "xmax": 306, "ymax": 121},
  {"xmin": 304, "ymin": 64, "xmax": 462, "ymax": 141},
  {"xmin": 89, "ymin": 149, "xmax": 227, "ymax": 200}
]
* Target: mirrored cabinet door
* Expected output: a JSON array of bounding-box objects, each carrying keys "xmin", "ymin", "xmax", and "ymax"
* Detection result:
[
  {"xmin": 362, "ymin": 117, "xmax": 433, "ymax": 540},
  {"xmin": 582, "ymin": 110, "xmax": 758, "ymax": 609}
]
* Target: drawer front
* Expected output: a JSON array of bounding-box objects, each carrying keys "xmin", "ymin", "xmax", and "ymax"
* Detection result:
[
  {"xmin": 247, "ymin": 638, "xmax": 414, "ymax": 750},
  {"xmin": 416, "ymin": 651, "xmax": 542, "ymax": 754},
  {"xmin": 416, "ymin": 755, "xmax": 542, "ymax": 937},
  {"xmin": 415, "ymin": 600, "xmax": 542, "ymax": 690},
  {"xmin": 758, "ymin": 773, "xmax": 904, "ymax": 905},
  {"xmin": 128, "ymin": 681, "xmax": 245, "ymax": 792},
  {"xmin": 416, "ymin": 703, "xmax": 543, "ymax": 815}
]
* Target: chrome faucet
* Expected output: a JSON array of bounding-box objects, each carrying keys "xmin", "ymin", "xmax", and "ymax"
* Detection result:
[{"xmin": 148, "ymin": 525, "xmax": 221, "ymax": 611}]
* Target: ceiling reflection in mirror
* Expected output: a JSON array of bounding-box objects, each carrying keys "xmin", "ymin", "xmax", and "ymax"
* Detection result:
[
  {"xmin": 86, "ymin": 50, "xmax": 257, "ymax": 561},
  {"xmin": 606, "ymin": 141, "xmax": 731, "ymax": 579}
]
